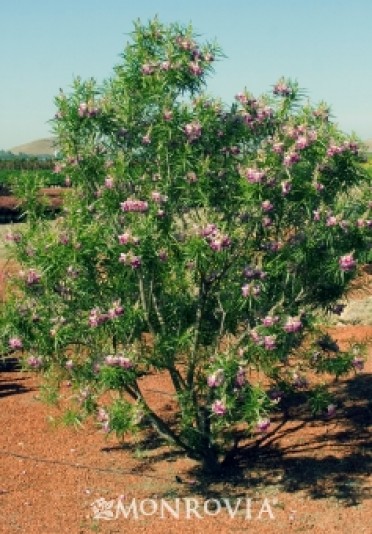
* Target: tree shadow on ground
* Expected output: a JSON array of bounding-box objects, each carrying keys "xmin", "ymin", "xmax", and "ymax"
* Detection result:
[
  {"xmin": 184, "ymin": 372, "xmax": 372, "ymax": 506},
  {"xmin": 106, "ymin": 371, "xmax": 371, "ymax": 506},
  {"xmin": 0, "ymin": 359, "xmax": 32, "ymax": 399}
]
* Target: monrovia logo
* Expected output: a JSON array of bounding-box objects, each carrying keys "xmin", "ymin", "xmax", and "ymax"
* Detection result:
[{"xmin": 91, "ymin": 496, "xmax": 277, "ymax": 521}]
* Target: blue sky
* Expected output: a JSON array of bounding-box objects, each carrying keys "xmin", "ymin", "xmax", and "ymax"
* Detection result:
[{"xmin": 1, "ymin": 0, "xmax": 371, "ymax": 149}]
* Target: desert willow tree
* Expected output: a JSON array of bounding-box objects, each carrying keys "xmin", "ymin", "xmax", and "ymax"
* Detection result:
[{"xmin": 2, "ymin": 18, "xmax": 371, "ymax": 473}]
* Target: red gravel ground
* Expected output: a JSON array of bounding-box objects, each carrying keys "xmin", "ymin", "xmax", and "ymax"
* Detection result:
[
  {"xmin": 0, "ymin": 189, "xmax": 64, "ymax": 212},
  {"xmin": 0, "ymin": 261, "xmax": 371, "ymax": 533}
]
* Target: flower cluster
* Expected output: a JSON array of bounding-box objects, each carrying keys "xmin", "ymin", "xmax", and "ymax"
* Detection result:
[
  {"xmin": 78, "ymin": 102, "xmax": 100, "ymax": 118},
  {"xmin": 184, "ymin": 121, "xmax": 202, "ymax": 141},
  {"xmin": 207, "ymin": 368, "xmax": 224, "ymax": 387},
  {"xmin": 88, "ymin": 301, "xmax": 124, "ymax": 327},
  {"xmin": 27, "ymin": 355, "xmax": 43, "ymax": 369},
  {"xmin": 339, "ymin": 253, "xmax": 357, "ymax": 272},
  {"xmin": 327, "ymin": 140, "xmax": 359, "ymax": 157},
  {"xmin": 211, "ymin": 399, "xmax": 227, "ymax": 416},
  {"xmin": 9, "ymin": 336, "xmax": 23, "ymax": 350},
  {"xmin": 244, "ymin": 167, "xmax": 266, "ymax": 184},
  {"xmin": 104, "ymin": 354, "xmax": 134, "ymax": 369},
  {"xmin": 19, "ymin": 269, "xmax": 41, "ymax": 286},
  {"xmin": 200, "ymin": 224, "xmax": 231, "ymax": 252},
  {"xmin": 120, "ymin": 199, "xmax": 149, "ymax": 213},
  {"xmin": 273, "ymin": 79, "xmax": 292, "ymax": 97},
  {"xmin": 283, "ymin": 317, "xmax": 302, "ymax": 333},
  {"xmin": 119, "ymin": 252, "xmax": 142, "ymax": 269},
  {"xmin": 97, "ymin": 407, "xmax": 110, "ymax": 433}
]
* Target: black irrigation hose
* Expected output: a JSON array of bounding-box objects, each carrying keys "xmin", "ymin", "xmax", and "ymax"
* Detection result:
[{"xmin": 0, "ymin": 450, "xmax": 176, "ymax": 483}]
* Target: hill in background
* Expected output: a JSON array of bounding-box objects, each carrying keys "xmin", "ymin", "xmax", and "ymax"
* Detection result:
[
  {"xmin": 9, "ymin": 138, "xmax": 57, "ymax": 157},
  {"xmin": 6, "ymin": 137, "xmax": 372, "ymax": 157}
]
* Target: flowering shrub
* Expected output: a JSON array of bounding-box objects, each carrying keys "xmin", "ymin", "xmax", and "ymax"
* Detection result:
[{"xmin": 1, "ymin": 18, "xmax": 371, "ymax": 473}]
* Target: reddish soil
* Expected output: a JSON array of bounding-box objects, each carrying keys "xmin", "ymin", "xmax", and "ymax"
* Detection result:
[
  {"xmin": 0, "ymin": 189, "xmax": 64, "ymax": 212},
  {"xmin": 0, "ymin": 262, "xmax": 371, "ymax": 533}
]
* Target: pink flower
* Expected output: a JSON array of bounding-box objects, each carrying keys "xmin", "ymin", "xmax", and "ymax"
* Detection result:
[
  {"xmin": 295, "ymin": 136, "xmax": 308, "ymax": 150},
  {"xmin": 189, "ymin": 61, "xmax": 203, "ymax": 76},
  {"xmin": 130, "ymin": 256, "xmax": 141, "ymax": 269},
  {"xmin": 326, "ymin": 215, "xmax": 337, "ymax": 227},
  {"xmin": 5, "ymin": 231, "xmax": 21, "ymax": 243},
  {"xmin": 151, "ymin": 191, "xmax": 167, "ymax": 203},
  {"xmin": 325, "ymin": 404, "xmax": 337, "ymax": 418},
  {"xmin": 104, "ymin": 355, "xmax": 133, "ymax": 368},
  {"xmin": 102, "ymin": 420, "xmax": 111, "ymax": 433},
  {"xmin": 9, "ymin": 337, "xmax": 23, "ymax": 350},
  {"xmin": 281, "ymin": 181, "xmax": 292, "ymax": 195},
  {"xmin": 327, "ymin": 144, "xmax": 343, "ymax": 157},
  {"xmin": 141, "ymin": 63, "xmax": 155, "ymax": 75},
  {"xmin": 256, "ymin": 418, "xmax": 271, "ymax": 432},
  {"xmin": 78, "ymin": 102, "xmax": 88, "ymax": 117},
  {"xmin": 25, "ymin": 269, "xmax": 41, "ymax": 286},
  {"xmin": 120, "ymin": 199, "xmax": 148, "ymax": 213},
  {"xmin": 211, "ymin": 399, "xmax": 227, "ymax": 416},
  {"xmin": 108, "ymin": 301, "xmax": 124, "ymax": 319},
  {"xmin": 273, "ymin": 142, "xmax": 284, "ymax": 154},
  {"xmin": 59, "ymin": 233, "xmax": 69, "ymax": 245},
  {"xmin": 235, "ymin": 92, "xmax": 248, "ymax": 104},
  {"xmin": 142, "ymin": 134, "xmax": 151, "ymax": 145},
  {"xmin": 184, "ymin": 121, "xmax": 202, "ymax": 141},
  {"xmin": 264, "ymin": 335, "xmax": 277, "ymax": 351},
  {"xmin": 160, "ymin": 60, "xmax": 171, "ymax": 71},
  {"xmin": 119, "ymin": 253, "xmax": 128, "ymax": 264},
  {"xmin": 201, "ymin": 223, "xmax": 217, "ymax": 237},
  {"xmin": 262, "ymin": 316, "xmax": 278, "ymax": 327},
  {"xmin": 283, "ymin": 152, "xmax": 300, "ymax": 167},
  {"xmin": 243, "ymin": 284, "xmax": 260, "ymax": 297},
  {"xmin": 352, "ymin": 357, "xmax": 364, "ymax": 371},
  {"xmin": 245, "ymin": 168, "xmax": 265, "ymax": 184},
  {"xmin": 176, "ymin": 37, "xmax": 194, "ymax": 50},
  {"xmin": 207, "ymin": 369, "xmax": 225, "ymax": 388},
  {"xmin": 261, "ymin": 200, "xmax": 274, "ymax": 212},
  {"xmin": 339, "ymin": 253, "xmax": 356, "ymax": 272},
  {"xmin": 273, "ymin": 81, "xmax": 292, "ymax": 96},
  {"xmin": 97, "ymin": 407, "xmax": 109, "ymax": 423},
  {"xmin": 283, "ymin": 317, "xmax": 302, "ymax": 333},
  {"xmin": 157, "ymin": 249, "xmax": 168, "ymax": 262},
  {"xmin": 88, "ymin": 308, "xmax": 107, "ymax": 327},
  {"xmin": 104, "ymin": 355, "xmax": 117, "ymax": 366},
  {"xmin": 209, "ymin": 235, "xmax": 231, "ymax": 252},
  {"xmin": 235, "ymin": 367, "xmax": 246, "ymax": 388},
  {"xmin": 104, "ymin": 176, "xmax": 114, "ymax": 189},
  {"xmin": 118, "ymin": 232, "xmax": 131, "ymax": 245},
  {"xmin": 313, "ymin": 210, "xmax": 321, "ymax": 221},
  {"xmin": 27, "ymin": 356, "xmax": 43, "ymax": 369},
  {"xmin": 262, "ymin": 216, "xmax": 272, "ymax": 228},
  {"xmin": 204, "ymin": 52, "xmax": 214, "ymax": 62},
  {"xmin": 250, "ymin": 330, "xmax": 262, "ymax": 345},
  {"xmin": 257, "ymin": 105, "xmax": 273, "ymax": 121}
]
